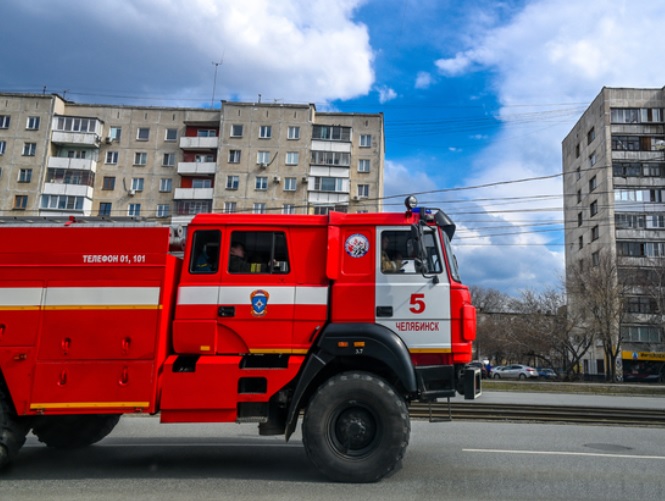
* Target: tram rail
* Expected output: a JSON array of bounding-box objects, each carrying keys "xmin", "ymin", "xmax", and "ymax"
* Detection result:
[{"xmin": 409, "ymin": 402, "xmax": 665, "ymax": 427}]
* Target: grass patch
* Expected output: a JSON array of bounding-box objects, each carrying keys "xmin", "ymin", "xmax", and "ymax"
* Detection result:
[{"xmin": 482, "ymin": 379, "xmax": 665, "ymax": 397}]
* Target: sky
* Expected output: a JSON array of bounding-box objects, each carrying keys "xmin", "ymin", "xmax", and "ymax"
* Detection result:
[{"xmin": 2, "ymin": 0, "xmax": 665, "ymax": 295}]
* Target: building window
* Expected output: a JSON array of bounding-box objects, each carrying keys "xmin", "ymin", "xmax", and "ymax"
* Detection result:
[
  {"xmin": 358, "ymin": 159, "xmax": 370, "ymax": 172},
  {"xmin": 156, "ymin": 204, "xmax": 170, "ymax": 218},
  {"xmin": 357, "ymin": 184, "xmax": 369, "ymax": 198},
  {"xmin": 257, "ymin": 151, "xmax": 270, "ymax": 165},
  {"xmin": 590, "ymin": 200, "xmax": 598, "ymax": 217},
  {"xmin": 575, "ymin": 143, "xmax": 580, "ymax": 158},
  {"xmin": 612, "ymin": 135, "xmax": 640, "ymax": 151},
  {"xmin": 621, "ymin": 325, "xmax": 662, "ymax": 343},
  {"xmin": 134, "ymin": 152, "xmax": 147, "ymax": 166},
  {"xmin": 0, "ymin": 115, "xmax": 10, "ymax": 129},
  {"xmin": 587, "ymin": 127, "xmax": 595, "ymax": 144},
  {"xmin": 625, "ymin": 297, "xmax": 658, "ymax": 314},
  {"xmin": 102, "ymin": 177, "xmax": 116, "ymax": 190},
  {"xmin": 228, "ymin": 150, "xmax": 241, "ymax": 163},
  {"xmin": 285, "ymin": 152, "xmax": 299, "ymax": 165},
  {"xmin": 55, "ymin": 117, "xmax": 98, "ymax": 133},
  {"xmin": 40, "ymin": 194, "xmax": 83, "ymax": 211},
  {"xmin": 231, "ymin": 124, "xmax": 243, "ymax": 137},
  {"xmin": 159, "ymin": 178, "xmax": 172, "ymax": 192},
  {"xmin": 589, "ymin": 152, "xmax": 597, "ymax": 167},
  {"xmin": 136, "ymin": 127, "xmax": 150, "ymax": 141},
  {"xmin": 98, "ymin": 202, "xmax": 112, "ymax": 216},
  {"xmin": 165, "ymin": 128, "xmax": 178, "ymax": 141},
  {"xmin": 14, "ymin": 195, "xmax": 27, "ymax": 210},
  {"xmin": 576, "ymin": 167, "xmax": 581, "ymax": 180},
  {"xmin": 577, "ymin": 212, "xmax": 583, "ymax": 227},
  {"xmin": 163, "ymin": 153, "xmax": 176, "ymax": 167},
  {"xmin": 255, "ymin": 176, "xmax": 268, "ymax": 190},
  {"xmin": 128, "ymin": 203, "xmax": 141, "ymax": 216},
  {"xmin": 26, "ymin": 116, "xmax": 40, "ymax": 130},
  {"xmin": 226, "ymin": 175, "xmax": 239, "ymax": 190},
  {"xmin": 192, "ymin": 178, "xmax": 212, "ymax": 188},
  {"xmin": 283, "ymin": 204, "xmax": 296, "ymax": 214},
  {"xmin": 196, "ymin": 154, "xmax": 214, "ymax": 163},
  {"xmin": 591, "ymin": 225, "xmax": 599, "ymax": 241},
  {"xmin": 284, "ymin": 177, "xmax": 297, "ymax": 191},
  {"xmin": 105, "ymin": 151, "xmax": 119, "ymax": 164},
  {"xmin": 314, "ymin": 177, "xmax": 345, "ymax": 192},
  {"xmin": 577, "ymin": 189, "xmax": 581, "ymax": 203},
  {"xmin": 312, "ymin": 125, "xmax": 351, "ymax": 141},
  {"xmin": 131, "ymin": 178, "xmax": 144, "ymax": 192},
  {"xmin": 311, "ymin": 150, "xmax": 351, "ymax": 166},
  {"xmin": 0, "ymin": 141, "xmax": 5, "ymax": 155},
  {"xmin": 18, "ymin": 169, "xmax": 32, "ymax": 183},
  {"xmin": 197, "ymin": 129, "xmax": 217, "ymax": 137},
  {"xmin": 223, "ymin": 202, "xmax": 236, "ymax": 213},
  {"xmin": 578, "ymin": 235, "xmax": 583, "ymax": 250},
  {"xmin": 591, "ymin": 251, "xmax": 600, "ymax": 267},
  {"xmin": 259, "ymin": 125, "xmax": 272, "ymax": 139},
  {"xmin": 589, "ymin": 176, "xmax": 597, "ymax": 192},
  {"xmin": 22, "ymin": 143, "xmax": 36, "ymax": 156},
  {"xmin": 359, "ymin": 134, "xmax": 372, "ymax": 147},
  {"xmin": 313, "ymin": 205, "xmax": 332, "ymax": 215},
  {"xmin": 253, "ymin": 203, "xmax": 266, "ymax": 214},
  {"xmin": 109, "ymin": 127, "xmax": 122, "ymax": 141},
  {"xmin": 287, "ymin": 126, "xmax": 300, "ymax": 139}
]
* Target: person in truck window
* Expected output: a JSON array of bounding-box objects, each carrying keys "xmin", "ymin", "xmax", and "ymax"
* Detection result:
[
  {"xmin": 381, "ymin": 235, "xmax": 402, "ymax": 273},
  {"xmin": 229, "ymin": 241, "xmax": 250, "ymax": 272}
]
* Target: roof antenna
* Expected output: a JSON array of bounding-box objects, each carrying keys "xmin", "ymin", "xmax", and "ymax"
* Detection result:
[{"xmin": 211, "ymin": 52, "xmax": 224, "ymax": 108}]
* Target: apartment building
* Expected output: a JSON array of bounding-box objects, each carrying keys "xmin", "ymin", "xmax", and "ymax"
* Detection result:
[
  {"xmin": 562, "ymin": 86, "xmax": 665, "ymax": 382},
  {"xmin": 0, "ymin": 93, "xmax": 384, "ymax": 224}
]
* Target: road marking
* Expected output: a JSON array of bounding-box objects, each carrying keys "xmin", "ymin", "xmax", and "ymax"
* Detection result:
[{"xmin": 464, "ymin": 448, "xmax": 665, "ymax": 460}]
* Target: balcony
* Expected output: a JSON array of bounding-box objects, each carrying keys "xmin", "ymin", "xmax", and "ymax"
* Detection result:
[
  {"xmin": 47, "ymin": 157, "xmax": 98, "ymax": 173},
  {"xmin": 179, "ymin": 137, "xmax": 219, "ymax": 150},
  {"xmin": 173, "ymin": 188, "xmax": 214, "ymax": 200},
  {"xmin": 42, "ymin": 183, "xmax": 94, "ymax": 199},
  {"xmin": 51, "ymin": 131, "xmax": 101, "ymax": 147},
  {"xmin": 177, "ymin": 162, "xmax": 217, "ymax": 175}
]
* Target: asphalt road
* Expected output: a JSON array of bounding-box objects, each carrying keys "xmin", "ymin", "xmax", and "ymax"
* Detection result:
[{"xmin": 4, "ymin": 394, "xmax": 665, "ymax": 501}]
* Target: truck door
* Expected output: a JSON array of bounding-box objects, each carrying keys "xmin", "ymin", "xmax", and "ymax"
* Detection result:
[{"xmin": 374, "ymin": 227, "xmax": 452, "ymax": 354}]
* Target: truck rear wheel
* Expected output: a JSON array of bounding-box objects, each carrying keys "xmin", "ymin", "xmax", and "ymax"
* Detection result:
[
  {"xmin": 302, "ymin": 371, "xmax": 410, "ymax": 483},
  {"xmin": 32, "ymin": 414, "xmax": 120, "ymax": 449},
  {"xmin": 0, "ymin": 388, "xmax": 29, "ymax": 469}
]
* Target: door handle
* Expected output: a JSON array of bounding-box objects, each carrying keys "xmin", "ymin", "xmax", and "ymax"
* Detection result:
[
  {"xmin": 376, "ymin": 306, "xmax": 393, "ymax": 317},
  {"xmin": 218, "ymin": 306, "xmax": 235, "ymax": 317}
]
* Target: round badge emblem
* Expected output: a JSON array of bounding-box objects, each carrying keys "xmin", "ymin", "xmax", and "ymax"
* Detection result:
[{"xmin": 345, "ymin": 233, "xmax": 370, "ymax": 258}]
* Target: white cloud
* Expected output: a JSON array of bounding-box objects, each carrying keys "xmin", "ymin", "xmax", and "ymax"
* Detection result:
[
  {"xmin": 2, "ymin": 0, "xmax": 374, "ymax": 105},
  {"xmin": 377, "ymin": 86, "xmax": 397, "ymax": 103},
  {"xmin": 415, "ymin": 71, "xmax": 433, "ymax": 89},
  {"xmin": 431, "ymin": 0, "xmax": 665, "ymax": 293}
]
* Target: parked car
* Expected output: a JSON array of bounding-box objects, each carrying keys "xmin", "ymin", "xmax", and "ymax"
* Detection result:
[
  {"xmin": 464, "ymin": 361, "xmax": 488, "ymax": 379},
  {"xmin": 492, "ymin": 364, "xmax": 539, "ymax": 380},
  {"xmin": 489, "ymin": 365, "xmax": 504, "ymax": 378},
  {"xmin": 537, "ymin": 368, "xmax": 559, "ymax": 381}
]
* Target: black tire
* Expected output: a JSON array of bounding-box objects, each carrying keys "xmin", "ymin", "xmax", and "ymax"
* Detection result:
[
  {"xmin": 519, "ymin": 374, "xmax": 526, "ymax": 380},
  {"xmin": 493, "ymin": 374, "xmax": 501, "ymax": 379},
  {"xmin": 32, "ymin": 414, "xmax": 120, "ymax": 449},
  {"xmin": 0, "ymin": 387, "xmax": 30, "ymax": 469},
  {"xmin": 302, "ymin": 371, "xmax": 410, "ymax": 483}
]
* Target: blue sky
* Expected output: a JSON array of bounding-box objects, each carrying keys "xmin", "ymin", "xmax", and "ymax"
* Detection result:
[{"xmin": 3, "ymin": 0, "xmax": 665, "ymax": 295}]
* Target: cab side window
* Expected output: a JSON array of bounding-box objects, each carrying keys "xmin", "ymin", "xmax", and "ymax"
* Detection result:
[
  {"xmin": 229, "ymin": 231, "xmax": 290, "ymax": 274},
  {"xmin": 190, "ymin": 230, "xmax": 221, "ymax": 273}
]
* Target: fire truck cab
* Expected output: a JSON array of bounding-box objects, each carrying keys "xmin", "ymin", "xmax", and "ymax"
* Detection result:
[{"xmin": 0, "ymin": 197, "xmax": 478, "ymax": 482}]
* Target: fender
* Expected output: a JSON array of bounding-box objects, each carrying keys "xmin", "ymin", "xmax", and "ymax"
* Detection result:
[{"xmin": 284, "ymin": 322, "xmax": 416, "ymax": 440}]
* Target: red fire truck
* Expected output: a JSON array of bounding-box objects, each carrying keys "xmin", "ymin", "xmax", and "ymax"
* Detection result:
[{"xmin": 0, "ymin": 196, "xmax": 478, "ymax": 482}]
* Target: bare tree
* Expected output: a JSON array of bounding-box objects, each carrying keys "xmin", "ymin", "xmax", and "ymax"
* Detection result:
[{"xmin": 568, "ymin": 251, "xmax": 626, "ymax": 382}]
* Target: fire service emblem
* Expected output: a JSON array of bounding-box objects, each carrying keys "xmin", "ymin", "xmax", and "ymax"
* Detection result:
[
  {"xmin": 344, "ymin": 233, "xmax": 369, "ymax": 258},
  {"xmin": 250, "ymin": 289, "xmax": 270, "ymax": 316}
]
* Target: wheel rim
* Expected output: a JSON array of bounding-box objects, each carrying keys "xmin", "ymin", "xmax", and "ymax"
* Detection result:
[{"xmin": 328, "ymin": 402, "xmax": 381, "ymax": 458}]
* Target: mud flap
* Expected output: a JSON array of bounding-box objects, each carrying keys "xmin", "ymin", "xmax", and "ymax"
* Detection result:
[{"xmin": 464, "ymin": 367, "xmax": 482, "ymax": 399}]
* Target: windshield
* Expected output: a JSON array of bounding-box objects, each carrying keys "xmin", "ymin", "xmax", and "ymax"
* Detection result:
[{"xmin": 440, "ymin": 229, "xmax": 461, "ymax": 282}]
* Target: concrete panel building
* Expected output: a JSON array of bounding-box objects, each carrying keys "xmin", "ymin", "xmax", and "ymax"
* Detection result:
[
  {"xmin": 0, "ymin": 93, "xmax": 384, "ymax": 224},
  {"xmin": 562, "ymin": 86, "xmax": 665, "ymax": 381}
]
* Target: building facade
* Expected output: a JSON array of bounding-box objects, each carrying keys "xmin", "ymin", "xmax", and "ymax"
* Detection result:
[
  {"xmin": 0, "ymin": 93, "xmax": 384, "ymax": 224},
  {"xmin": 563, "ymin": 86, "xmax": 665, "ymax": 381}
]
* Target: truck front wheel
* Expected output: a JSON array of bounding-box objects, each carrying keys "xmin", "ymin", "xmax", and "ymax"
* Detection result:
[
  {"xmin": 32, "ymin": 414, "xmax": 120, "ymax": 449},
  {"xmin": 302, "ymin": 371, "xmax": 410, "ymax": 483},
  {"xmin": 0, "ymin": 388, "xmax": 29, "ymax": 469}
]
